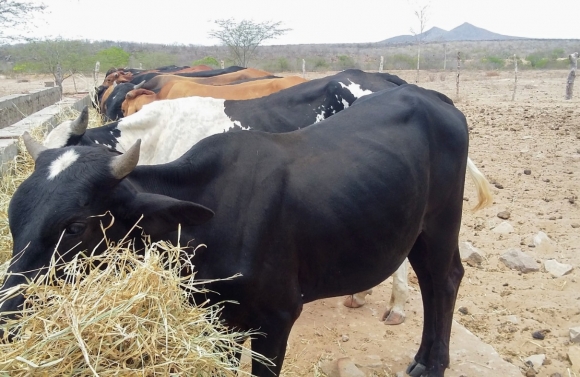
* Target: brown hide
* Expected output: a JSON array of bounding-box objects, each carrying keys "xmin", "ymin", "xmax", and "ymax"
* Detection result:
[
  {"xmin": 142, "ymin": 68, "xmax": 274, "ymax": 92},
  {"xmin": 122, "ymin": 76, "xmax": 307, "ymax": 116}
]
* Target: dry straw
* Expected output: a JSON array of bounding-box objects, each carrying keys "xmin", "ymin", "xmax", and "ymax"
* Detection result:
[
  {"xmin": 0, "ymin": 227, "xmax": 269, "ymax": 376},
  {"xmin": 0, "ymin": 108, "xmax": 271, "ymax": 376}
]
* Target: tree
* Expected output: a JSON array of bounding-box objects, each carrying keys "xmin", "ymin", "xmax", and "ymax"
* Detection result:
[
  {"xmin": 409, "ymin": 1, "xmax": 430, "ymax": 83},
  {"xmin": 208, "ymin": 19, "xmax": 290, "ymax": 67},
  {"xmin": 15, "ymin": 38, "xmax": 93, "ymax": 94},
  {"xmin": 0, "ymin": 0, "xmax": 47, "ymax": 43},
  {"xmin": 95, "ymin": 46, "xmax": 130, "ymax": 70}
]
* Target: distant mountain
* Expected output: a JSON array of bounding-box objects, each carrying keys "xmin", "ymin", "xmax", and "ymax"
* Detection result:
[{"xmin": 378, "ymin": 22, "xmax": 523, "ymax": 44}]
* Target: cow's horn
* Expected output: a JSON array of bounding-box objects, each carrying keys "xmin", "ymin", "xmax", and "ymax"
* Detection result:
[
  {"xmin": 110, "ymin": 139, "xmax": 141, "ymax": 179},
  {"xmin": 22, "ymin": 131, "xmax": 47, "ymax": 161},
  {"xmin": 70, "ymin": 106, "xmax": 89, "ymax": 135},
  {"xmin": 133, "ymin": 80, "xmax": 145, "ymax": 90}
]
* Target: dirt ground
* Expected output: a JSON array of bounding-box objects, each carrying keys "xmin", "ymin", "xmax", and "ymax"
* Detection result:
[{"xmin": 1, "ymin": 69, "xmax": 579, "ymax": 376}]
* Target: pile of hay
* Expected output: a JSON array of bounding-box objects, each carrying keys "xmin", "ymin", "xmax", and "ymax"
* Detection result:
[
  {"xmin": 0, "ymin": 108, "xmax": 270, "ymax": 375},
  {"xmin": 0, "ymin": 234, "xmax": 267, "ymax": 375}
]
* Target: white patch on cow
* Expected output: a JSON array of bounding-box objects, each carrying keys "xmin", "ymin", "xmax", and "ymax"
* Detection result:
[
  {"xmin": 339, "ymin": 80, "xmax": 373, "ymax": 99},
  {"xmin": 315, "ymin": 112, "xmax": 325, "ymax": 123},
  {"xmin": 342, "ymin": 99, "xmax": 350, "ymax": 108},
  {"xmin": 233, "ymin": 120, "xmax": 250, "ymax": 130},
  {"xmin": 115, "ymin": 96, "xmax": 236, "ymax": 165},
  {"xmin": 47, "ymin": 150, "xmax": 79, "ymax": 180},
  {"xmin": 44, "ymin": 120, "xmax": 73, "ymax": 148}
]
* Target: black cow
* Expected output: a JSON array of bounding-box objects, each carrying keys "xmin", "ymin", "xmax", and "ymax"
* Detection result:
[{"xmin": 2, "ymin": 85, "xmax": 473, "ymax": 377}]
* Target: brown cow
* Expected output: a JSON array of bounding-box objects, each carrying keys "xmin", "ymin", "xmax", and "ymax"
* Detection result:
[
  {"xmin": 122, "ymin": 76, "xmax": 308, "ymax": 116},
  {"xmin": 101, "ymin": 71, "xmax": 133, "ymax": 87},
  {"xmin": 141, "ymin": 68, "xmax": 275, "ymax": 92}
]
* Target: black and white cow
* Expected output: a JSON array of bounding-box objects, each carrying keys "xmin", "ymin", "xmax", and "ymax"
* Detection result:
[
  {"xmin": 47, "ymin": 70, "xmax": 407, "ymax": 165},
  {"xmin": 2, "ymin": 85, "xmax": 477, "ymax": 377}
]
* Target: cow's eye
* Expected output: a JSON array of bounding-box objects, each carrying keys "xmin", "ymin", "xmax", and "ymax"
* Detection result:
[{"xmin": 65, "ymin": 222, "xmax": 86, "ymax": 235}]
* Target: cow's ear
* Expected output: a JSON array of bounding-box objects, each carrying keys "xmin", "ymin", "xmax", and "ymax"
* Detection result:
[{"xmin": 128, "ymin": 193, "xmax": 214, "ymax": 236}]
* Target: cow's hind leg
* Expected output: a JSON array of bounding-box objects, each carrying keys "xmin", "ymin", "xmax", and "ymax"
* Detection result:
[
  {"xmin": 382, "ymin": 259, "xmax": 408, "ymax": 325},
  {"xmin": 405, "ymin": 224, "xmax": 464, "ymax": 376}
]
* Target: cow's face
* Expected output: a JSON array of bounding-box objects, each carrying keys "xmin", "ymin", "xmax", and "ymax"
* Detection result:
[
  {"xmin": 102, "ymin": 72, "xmax": 119, "ymax": 87},
  {"xmin": 0, "ymin": 135, "xmax": 214, "ymax": 327}
]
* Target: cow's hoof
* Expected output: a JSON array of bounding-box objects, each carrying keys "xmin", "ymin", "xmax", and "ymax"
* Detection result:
[
  {"xmin": 406, "ymin": 360, "xmax": 427, "ymax": 377},
  {"xmin": 342, "ymin": 289, "xmax": 372, "ymax": 308},
  {"xmin": 382, "ymin": 309, "xmax": 405, "ymax": 325},
  {"xmin": 343, "ymin": 295, "xmax": 365, "ymax": 308}
]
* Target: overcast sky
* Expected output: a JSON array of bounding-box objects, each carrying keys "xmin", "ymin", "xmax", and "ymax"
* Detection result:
[{"xmin": 23, "ymin": 0, "xmax": 580, "ymax": 45}]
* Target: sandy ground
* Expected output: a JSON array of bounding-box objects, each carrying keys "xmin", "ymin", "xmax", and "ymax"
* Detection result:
[{"xmin": 1, "ymin": 69, "xmax": 579, "ymax": 376}]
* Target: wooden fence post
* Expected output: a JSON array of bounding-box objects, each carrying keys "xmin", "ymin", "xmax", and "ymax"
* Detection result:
[
  {"xmin": 139, "ymin": 63, "xmax": 143, "ymax": 70},
  {"xmin": 565, "ymin": 52, "xmax": 578, "ymax": 100},
  {"xmin": 455, "ymin": 52, "xmax": 461, "ymax": 99},
  {"xmin": 302, "ymin": 59, "xmax": 306, "ymax": 78},
  {"xmin": 512, "ymin": 54, "xmax": 518, "ymax": 101},
  {"xmin": 443, "ymin": 43, "xmax": 447, "ymax": 70},
  {"xmin": 379, "ymin": 56, "xmax": 384, "ymax": 73},
  {"xmin": 221, "ymin": 60, "xmax": 225, "ymax": 69},
  {"xmin": 93, "ymin": 61, "xmax": 100, "ymax": 83},
  {"xmin": 56, "ymin": 63, "xmax": 63, "ymax": 98}
]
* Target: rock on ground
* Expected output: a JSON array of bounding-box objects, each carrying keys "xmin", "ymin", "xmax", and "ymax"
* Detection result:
[
  {"xmin": 571, "ymin": 327, "xmax": 580, "ymax": 343},
  {"xmin": 459, "ymin": 242, "xmax": 485, "ymax": 267},
  {"xmin": 533, "ymin": 231, "xmax": 557, "ymax": 252},
  {"xmin": 492, "ymin": 221, "xmax": 514, "ymax": 234},
  {"xmin": 544, "ymin": 259, "xmax": 573, "ymax": 277},
  {"xmin": 500, "ymin": 248, "xmax": 540, "ymax": 273},
  {"xmin": 524, "ymin": 353, "xmax": 546, "ymax": 369}
]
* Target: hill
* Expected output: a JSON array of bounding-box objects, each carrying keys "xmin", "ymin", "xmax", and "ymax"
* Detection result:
[{"xmin": 378, "ymin": 22, "xmax": 523, "ymax": 44}]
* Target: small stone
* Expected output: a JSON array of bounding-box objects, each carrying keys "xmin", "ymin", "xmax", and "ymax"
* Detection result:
[
  {"xmin": 500, "ymin": 248, "xmax": 539, "ymax": 273},
  {"xmin": 544, "ymin": 259, "xmax": 573, "ymax": 278},
  {"xmin": 497, "ymin": 211, "xmax": 511, "ymax": 220},
  {"xmin": 524, "ymin": 169, "xmax": 532, "ymax": 175},
  {"xmin": 550, "ymin": 373, "xmax": 562, "ymax": 377},
  {"xmin": 572, "ymin": 223, "xmax": 580, "ymax": 229},
  {"xmin": 341, "ymin": 334, "xmax": 349, "ymax": 342},
  {"xmin": 396, "ymin": 372, "xmax": 405, "ymax": 377},
  {"xmin": 570, "ymin": 327, "xmax": 580, "ymax": 343},
  {"xmin": 337, "ymin": 357, "xmax": 365, "ymax": 377},
  {"xmin": 504, "ymin": 315, "xmax": 519, "ymax": 324},
  {"xmin": 492, "ymin": 221, "xmax": 514, "ymax": 234},
  {"xmin": 525, "ymin": 367, "xmax": 536, "ymax": 376},
  {"xmin": 458, "ymin": 306, "xmax": 469, "ymax": 315},
  {"xmin": 459, "ymin": 242, "xmax": 485, "ymax": 267},
  {"xmin": 532, "ymin": 329, "xmax": 549, "ymax": 340},
  {"xmin": 524, "ymin": 354, "xmax": 546, "ymax": 368},
  {"xmin": 495, "ymin": 183, "xmax": 504, "ymax": 189},
  {"xmin": 533, "ymin": 231, "xmax": 556, "ymax": 252}
]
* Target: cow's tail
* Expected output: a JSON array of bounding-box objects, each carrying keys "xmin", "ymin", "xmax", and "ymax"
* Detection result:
[{"xmin": 466, "ymin": 157, "xmax": 493, "ymax": 211}]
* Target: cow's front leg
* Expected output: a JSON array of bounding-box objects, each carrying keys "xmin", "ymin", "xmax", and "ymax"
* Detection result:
[{"xmin": 250, "ymin": 305, "xmax": 303, "ymax": 377}]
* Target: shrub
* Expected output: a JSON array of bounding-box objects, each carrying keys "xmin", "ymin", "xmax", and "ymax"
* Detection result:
[
  {"xmin": 335, "ymin": 55, "xmax": 356, "ymax": 70},
  {"xmin": 192, "ymin": 56, "xmax": 220, "ymax": 68}
]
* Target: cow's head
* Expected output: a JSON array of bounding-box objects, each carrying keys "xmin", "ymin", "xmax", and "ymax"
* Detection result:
[
  {"xmin": 122, "ymin": 88, "xmax": 156, "ymax": 117},
  {"xmin": 44, "ymin": 106, "xmax": 90, "ymax": 148},
  {"xmin": 102, "ymin": 72, "xmax": 119, "ymax": 87},
  {"xmin": 105, "ymin": 81, "xmax": 145, "ymax": 121},
  {"xmin": 0, "ymin": 133, "xmax": 214, "ymax": 333}
]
